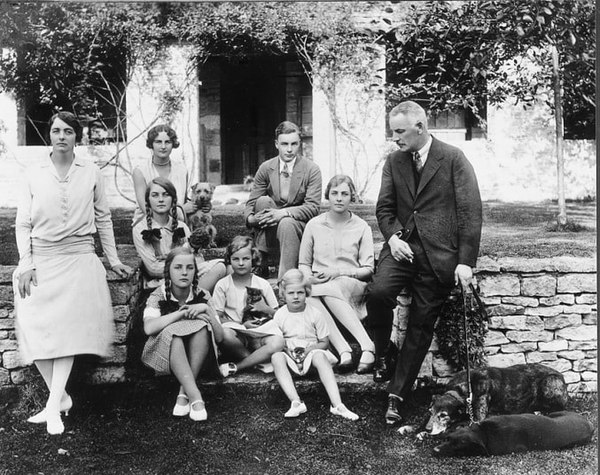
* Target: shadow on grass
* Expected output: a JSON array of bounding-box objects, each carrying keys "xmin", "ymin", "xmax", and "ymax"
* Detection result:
[{"xmin": 2, "ymin": 381, "xmax": 597, "ymax": 475}]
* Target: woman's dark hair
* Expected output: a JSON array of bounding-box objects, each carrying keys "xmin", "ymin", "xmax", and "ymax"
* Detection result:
[
  {"xmin": 146, "ymin": 124, "xmax": 180, "ymax": 149},
  {"xmin": 48, "ymin": 111, "xmax": 83, "ymax": 142},
  {"xmin": 163, "ymin": 247, "xmax": 198, "ymax": 302},
  {"xmin": 224, "ymin": 235, "xmax": 261, "ymax": 268},
  {"xmin": 325, "ymin": 174, "xmax": 358, "ymax": 203},
  {"xmin": 144, "ymin": 177, "xmax": 185, "ymax": 248}
]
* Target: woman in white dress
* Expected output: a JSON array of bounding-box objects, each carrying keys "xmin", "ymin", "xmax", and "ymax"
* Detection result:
[
  {"xmin": 298, "ymin": 175, "xmax": 375, "ymax": 374},
  {"xmin": 14, "ymin": 111, "xmax": 132, "ymax": 435},
  {"xmin": 131, "ymin": 124, "xmax": 197, "ymax": 226}
]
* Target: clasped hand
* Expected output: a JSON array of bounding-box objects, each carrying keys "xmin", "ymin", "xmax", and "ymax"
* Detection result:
[
  {"xmin": 179, "ymin": 304, "xmax": 206, "ymax": 320},
  {"xmin": 251, "ymin": 209, "xmax": 286, "ymax": 228},
  {"xmin": 311, "ymin": 269, "xmax": 338, "ymax": 284}
]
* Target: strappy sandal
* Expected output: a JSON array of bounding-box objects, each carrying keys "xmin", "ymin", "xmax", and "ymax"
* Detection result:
[{"xmin": 356, "ymin": 350, "xmax": 375, "ymax": 374}]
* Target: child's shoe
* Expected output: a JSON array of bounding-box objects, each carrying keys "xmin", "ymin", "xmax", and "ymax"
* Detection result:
[
  {"xmin": 172, "ymin": 394, "xmax": 190, "ymax": 417},
  {"xmin": 284, "ymin": 400, "xmax": 307, "ymax": 418},
  {"xmin": 219, "ymin": 362, "xmax": 237, "ymax": 377},
  {"xmin": 189, "ymin": 400, "xmax": 208, "ymax": 422},
  {"xmin": 330, "ymin": 404, "xmax": 359, "ymax": 421}
]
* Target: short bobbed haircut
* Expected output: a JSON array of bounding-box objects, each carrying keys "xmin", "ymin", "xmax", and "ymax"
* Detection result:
[
  {"xmin": 146, "ymin": 124, "xmax": 180, "ymax": 149},
  {"xmin": 48, "ymin": 111, "xmax": 83, "ymax": 142},
  {"xmin": 274, "ymin": 121, "xmax": 301, "ymax": 139},
  {"xmin": 325, "ymin": 174, "xmax": 357, "ymax": 203},
  {"xmin": 278, "ymin": 269, "xmax": 312, "ymax": 297},
  {"xmin": 224, "ymin": 235, "xmax": 261, "ymax": 267}
]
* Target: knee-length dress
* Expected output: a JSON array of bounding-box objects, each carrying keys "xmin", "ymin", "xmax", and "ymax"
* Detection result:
[
  {"xmin": 141, "ymin": 285, "xmax": 218, "ymax": 375},
  {"xmin": 13, "ymin": 157, "xmax": 124, "ymax": 364},
  {"xmin": 298, "ymin": 212, "xmax": 374, "ymax": 319}
]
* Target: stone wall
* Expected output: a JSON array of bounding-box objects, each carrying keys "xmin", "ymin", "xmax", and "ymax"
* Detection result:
[
  {"xmin": 1, "ymin": 253, "xmax": 596, "ymax": 397},
  {"xmin": 0, "ymin": 246, "xmax": 139, "ymax": 400},
  {"xmin": 395, "ymin": 256, "xmax": 597, "ymax": 393}
]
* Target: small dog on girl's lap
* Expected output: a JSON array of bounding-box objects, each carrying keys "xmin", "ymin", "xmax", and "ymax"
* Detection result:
[{"xmin": 189, "ymin": 182, "xmax": 217, "ymax": 247}]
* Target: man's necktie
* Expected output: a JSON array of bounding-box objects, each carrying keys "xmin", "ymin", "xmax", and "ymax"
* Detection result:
[
  {"xmin": 412, "ymin": 151, "xmax": 423, "ymax": 175},
  {"xmin": 280, "ymin": 163, "xmax": 291, "ymax": 201}
]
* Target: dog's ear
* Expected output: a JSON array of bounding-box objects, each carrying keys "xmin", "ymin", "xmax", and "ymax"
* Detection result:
[
  {"xmin": 210, "ymin": 183, "xmax": 216, "ymax": 192},
  {"xmin": 191, "ymin": 183, "xmax": 198, "ymax": 193}
]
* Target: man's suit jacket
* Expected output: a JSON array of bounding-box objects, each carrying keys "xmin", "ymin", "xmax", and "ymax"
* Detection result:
[
  {"xmin": 244, "ymin": 156, "xmax": 322, "ymax": 224},
  {"xmin": 376, "ymin": 136, "xmax": 482, "ymax": 285}
]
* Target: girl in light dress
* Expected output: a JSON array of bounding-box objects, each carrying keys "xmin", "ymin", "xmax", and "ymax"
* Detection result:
[
  {"xmin": 142, "ymin": 247, "xmax": 223, "ymax": 421},
  {"xmin": 132, "ymin": 177, "xmax": 226, "ymax": 291},
  {"xmin": 270, "ymin": 269, "xmax": 359, "ymax": 420},
  {"xmin": 212, "ymin": 236, "xmax": 284, "ymax": 377},
  {"xmin": 299, "ymin": 174, "xmax": 375, "ymax": 373}
]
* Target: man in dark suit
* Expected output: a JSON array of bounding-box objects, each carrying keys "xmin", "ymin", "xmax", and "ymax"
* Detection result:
[
  {"xmin": 366, "ymin": 101, "xmax": 482, "ymax": 424},
  {"xmin": 245, "ymin": 121, "xmax": 322, "ymax": 279}
]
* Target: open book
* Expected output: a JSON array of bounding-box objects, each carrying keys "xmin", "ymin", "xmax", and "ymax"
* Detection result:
[{"xmin": 222, "ymin": 319, "xmax": 282, "ymax": 339}]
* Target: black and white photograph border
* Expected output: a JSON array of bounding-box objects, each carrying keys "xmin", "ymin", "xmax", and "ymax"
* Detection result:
[{"xmin": 0, "ymin": 1, "xmax": 596, "ymax": 474}]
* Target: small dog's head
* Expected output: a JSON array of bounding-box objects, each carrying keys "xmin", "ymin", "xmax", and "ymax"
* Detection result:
[
  {"xmin": 433, "ymin": 425, "xmax": 488, "ymax": 457},
  {"xmin": 426, "ymin": 391, "xmax": 466, "ymax": 435},
  {"xmin": 191, "ymin": 182, "xmax": 215, "ymax": 205}
]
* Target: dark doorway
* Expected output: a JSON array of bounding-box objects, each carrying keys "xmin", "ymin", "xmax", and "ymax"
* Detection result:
[{"xmin": 220, "ymin": 58, "xmax": 286, "ymax": 184}]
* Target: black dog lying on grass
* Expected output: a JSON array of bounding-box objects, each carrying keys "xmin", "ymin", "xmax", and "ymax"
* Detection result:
[
  {"xmin": 433, "ymin": 411, "xmax": 595, "ymax": 456},
  {"xmin": 426, "ymin": 363, "xmax": 568, "ymax": 435}
]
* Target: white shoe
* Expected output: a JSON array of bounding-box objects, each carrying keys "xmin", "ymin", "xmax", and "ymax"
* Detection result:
[
  {"xmin": 284, "ymin": 400, "xmax": 307, "ymax": 418},
  {"xmin": 27, "ymin": 395, "xmax": 73, "ymax": 424},
  {"xmin": 219, "ymin": 363, "xmax": 237, "ymax": 378},
  {"xmin": 172, "ymin": 394, "xmax": 190, "ymax": 417},
  {"xmin": 255, "ymin": 363, "xmax": 274, "ymax": 374},
  {"xmin": 46, "ymin": 412, "xmax": 65, "ymax": 435},
  {"xmin": 330, "ymin": 404, "xmax": 359, "ymax": 421},
  {"xmin": 189, "ymin": 400, "xmax": 208, "ymax": 421}
]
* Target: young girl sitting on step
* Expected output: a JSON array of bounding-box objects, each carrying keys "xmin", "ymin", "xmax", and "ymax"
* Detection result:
[
  {"xmin": 270, "ymin": 269, "xmax": 359, "ymax": 420},
  {"xmin": 133, "ymin": 177, "xmax": 226, "ymax": 292},
  {"xmin": 212, "ymin": 235, "xmax": 284, "ymax": 377},
  {"xmin": 142, "ymin": 247, "xmax": 223, "ymax": 421}
]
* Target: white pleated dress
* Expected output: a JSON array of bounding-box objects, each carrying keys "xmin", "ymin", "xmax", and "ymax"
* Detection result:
[{"xmin": 13, "ymin": 157, "xmax": 123, "ymax": 364}]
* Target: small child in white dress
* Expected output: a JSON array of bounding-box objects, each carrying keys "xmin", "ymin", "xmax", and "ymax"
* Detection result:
[{"xmin": 271, "ymin": 269, "xmax": 359, "ymax": 420}]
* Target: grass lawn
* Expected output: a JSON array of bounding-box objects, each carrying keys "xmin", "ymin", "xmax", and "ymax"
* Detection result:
[
  {"xmin": 1, "ymin": 382, "xmax": 597, "ymax": 475},
  {"xmin": 0, "ymin": 200, "xmax": 595, "ymax": 265}
]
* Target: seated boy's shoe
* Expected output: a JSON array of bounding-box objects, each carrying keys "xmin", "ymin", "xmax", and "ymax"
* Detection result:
[
  {"xmin": 284, "ymin": 400, "xmax": 307, "ymax": 418},
  {"xmin": 385, "ymin": 394, "xmax": 403, "ymax": 425},
  {"xmin": 373, "ymin": 357, "xmax": 390, "ymax": 383},
  {"xmin": 255, "ymin": 363, "xmax": 274, "ymax": 374}
]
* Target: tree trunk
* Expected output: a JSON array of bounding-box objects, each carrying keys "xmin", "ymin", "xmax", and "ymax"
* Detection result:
[{"xmin": 551, "ymin": 43, "xmax": 567, "ymax": 226}]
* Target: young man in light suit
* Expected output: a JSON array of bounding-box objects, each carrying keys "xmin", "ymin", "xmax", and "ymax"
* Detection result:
[
  {"xmin": 367, "ymin": 101, "xmax": 482, "ymax": 425},
  {"xmin": 244, "ymin": 121, "xmax": 322, "ymax": 279}
]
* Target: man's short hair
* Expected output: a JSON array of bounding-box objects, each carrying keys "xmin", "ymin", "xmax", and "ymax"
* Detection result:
[
  {"xmin": 275, "ymin": 121, "xmax": 301, "ymax": 139},
  {"xmin": 389, "ymin": 101, "xmax": 427, "ymax": 127}
]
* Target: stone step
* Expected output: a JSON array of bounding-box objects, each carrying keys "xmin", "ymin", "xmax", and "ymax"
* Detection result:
[{"xmin": 202, "ymin": 371, "xmax": 381, "ymax": 393}]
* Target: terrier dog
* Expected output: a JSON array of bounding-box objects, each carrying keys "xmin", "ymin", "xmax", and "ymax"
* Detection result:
[
  {"xmin": 426, "ymin": 363, "xmax": 568, "ymax": 435},
  {"xmin": 189, "ymin": 182, "xmax": 217, "ymax": 248},
  {"xmin": 433, "ymin": 411, "xmax": 595, "ymax": 456}
]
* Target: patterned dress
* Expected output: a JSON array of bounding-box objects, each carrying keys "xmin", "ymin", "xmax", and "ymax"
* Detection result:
[{"xmin": 141, "ymin": 285, "xmax": 218, "ymax": 375}]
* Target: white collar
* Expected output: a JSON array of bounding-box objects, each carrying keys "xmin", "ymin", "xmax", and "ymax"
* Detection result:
[
  {"xmin": 279, "ymin": 157, "xmax": 297, "ymax": 173},
  {"xmin": 416, "ymin": 136, "xmax": 433, "ymax": 163}
]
